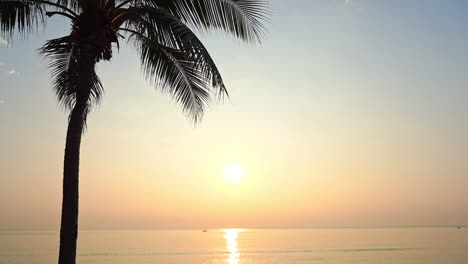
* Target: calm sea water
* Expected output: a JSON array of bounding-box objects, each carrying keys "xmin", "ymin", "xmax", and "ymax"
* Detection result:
[{"xmin": 1, "ymin": 228, "xmax": 467, "ymax": 264}]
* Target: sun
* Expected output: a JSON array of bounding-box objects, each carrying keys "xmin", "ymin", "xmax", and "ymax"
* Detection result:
[{"xmin": 223, "ymin": 164, "xmax": 244, "ymax": 183}]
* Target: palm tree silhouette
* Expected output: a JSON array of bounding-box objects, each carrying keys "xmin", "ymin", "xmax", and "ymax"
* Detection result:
[{"xmin": 0, "ymin": 0, "xmax": 268, "ymax": 263}]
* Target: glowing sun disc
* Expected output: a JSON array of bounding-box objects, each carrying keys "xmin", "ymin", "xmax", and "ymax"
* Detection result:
[{"xmin": 223, "ymin": 164, "xmax": 244, "ymax": 183}]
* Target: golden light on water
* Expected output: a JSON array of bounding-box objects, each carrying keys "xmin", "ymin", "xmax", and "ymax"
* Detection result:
[
  {"xmin": 224, "ymin": 229, "xmax": 244, "ymax": 264},
  {"xmin": 223, "ymin": 164, "xmax": 244, "ymax": 183}
]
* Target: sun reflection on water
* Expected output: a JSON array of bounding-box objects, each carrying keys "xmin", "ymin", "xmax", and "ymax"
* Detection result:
[{"xmin": 224, "ymin": 229, "xmax": 244, "ymax": 264}]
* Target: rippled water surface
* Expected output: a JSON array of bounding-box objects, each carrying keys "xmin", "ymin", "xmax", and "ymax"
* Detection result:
[{"xmin": 1, "ymin": 228, "xmax": 468, "ymax": 264}]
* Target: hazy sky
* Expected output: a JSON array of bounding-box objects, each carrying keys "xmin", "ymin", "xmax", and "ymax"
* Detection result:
[{"xmin": 1, "ymin": 0, "xmax": 468, "ymax": 230}]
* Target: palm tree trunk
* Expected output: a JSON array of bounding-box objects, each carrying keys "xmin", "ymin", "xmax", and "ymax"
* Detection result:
[
  {"xmin": 58, "ymin": 103, "xmax": 86, "ymax": 264},
  {"xmin": 58, "ymin": 44, "xmax": 96, "ymax": 264}
]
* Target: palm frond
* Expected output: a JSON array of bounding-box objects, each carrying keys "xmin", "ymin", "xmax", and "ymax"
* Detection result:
[
  {"xmin": 130, "ymin": 31, "xmax": 213, "ymax": 122},
  {"xmin": 39, "ymin": 36, "xmax": 104, "ymax": 115},
  {"xmin": 0, "ymin": 0, "xmax": 46, "ymax": 40},
  {"xmin": 54, "ymin": 0, "xmax": 81, "ymax": 13},
  {"xmin": 122, "ymin": 6, "xmax": 227, "ymax": 99},
  {"xmin": 148, "ymin": 0, "xmax": 269, "ymax": 43},
  {"xmin": 0, "ymin": 0, "xmax": 80, "ymax": 40}
]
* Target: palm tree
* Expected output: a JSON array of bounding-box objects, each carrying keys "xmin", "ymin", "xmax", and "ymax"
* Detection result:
[{"xmin": 0, "ymin": 0, "xmax": 268, "ymax": 263}]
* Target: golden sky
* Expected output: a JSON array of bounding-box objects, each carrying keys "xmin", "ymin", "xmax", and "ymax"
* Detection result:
[{"xmin": 1, "ymin": 0, "xmax": 468, "ymax": 230}]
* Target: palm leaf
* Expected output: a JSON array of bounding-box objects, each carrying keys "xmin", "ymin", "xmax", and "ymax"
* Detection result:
[
  {"xmin": 0, "ymin": 0, "xmax": 46, "ymax": 40},
  {"xmin": 149, "ymin": 0, "xmax": 269, "ymax": 43},
  {"xmin": 130, "ymin": 31, "xmax": 213, "ymax": 122},
  {"xmin": 122, "ymin": 6, "xmax": 227, "ymax": 99},
  {"xmin": 39, "ymin": 36, "xmax": 104, "ymax": 116}
]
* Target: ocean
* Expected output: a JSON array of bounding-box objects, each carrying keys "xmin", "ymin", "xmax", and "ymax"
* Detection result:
[{"xmin": 1, "ymin": 227, "xmax": 467, "ymax": 264}]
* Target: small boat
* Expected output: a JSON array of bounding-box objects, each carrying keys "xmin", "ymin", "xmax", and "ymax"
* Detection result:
[
  {"xmin": 202, "ymin": 229, "xmax": 207, "ymax": 232},
  {"xmin": 457, "ymin": 226, "xmax": 461, "ymax": 229}
]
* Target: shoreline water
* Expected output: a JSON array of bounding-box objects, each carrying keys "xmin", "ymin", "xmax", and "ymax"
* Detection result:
[{"xmin": 2, "ymin": 227, "xmax": 467, "ymax": 264}]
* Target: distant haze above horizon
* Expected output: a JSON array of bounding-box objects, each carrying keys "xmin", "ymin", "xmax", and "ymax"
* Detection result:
[{"xmin": 1, "ymin": 0, "xmax": 468, "ymax": 230}]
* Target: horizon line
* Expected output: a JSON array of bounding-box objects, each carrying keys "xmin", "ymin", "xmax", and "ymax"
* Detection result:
[{"xmin": 1, "ymin": 224, "xmax": 467, "ymax": 232}]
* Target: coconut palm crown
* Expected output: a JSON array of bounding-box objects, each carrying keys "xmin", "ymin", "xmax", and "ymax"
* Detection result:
[
  {"xmin": 0, "ymin": 0, "xmax": 268, "ymax": 263},
  {"xmin": 1, "ymin": 0, "xmax": 269, "ymax": 121}
]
